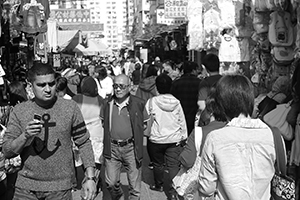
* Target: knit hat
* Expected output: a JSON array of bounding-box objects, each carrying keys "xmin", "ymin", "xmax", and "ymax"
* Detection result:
[{"xmin": 80, "ymin": 76, "xmax": 98, "ymax": 97}]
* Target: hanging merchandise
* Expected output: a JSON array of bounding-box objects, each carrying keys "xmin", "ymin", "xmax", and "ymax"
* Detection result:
[
  {"xmin": 235, "ymin": 0, "xmax": 253, "ymax": 37},
  {"xmin": 234, "ymin": 0, "xmax": 246, "ymax": 26},
  {"xmin": 271, "ymin": 46, "xmax": 295, "ymax": 65},
  {"xmin": 253, "ymin": 32, "xmax": 271, "ymax": 52},
  {"xmin": 219, "ymin": 29, "xmax": 241, "ymax": 62},
  {"xmin": 295, "ymin": 6, "xmax": 300, "ymax": 51},
  {"xmin": 35, "ymin": 33, "xmax": 48, "ymax": 63},
  {"xmin": 268, "ymin": 11, "xmax": 294, "ymax": 47},
  {"xmin": 19, "ymin": 0, "xmax": 50, "ymax": 34},
  {"xmin": 269, "ymin": 62, "xmax": 291, "ymax": 81},
  {"xmin": 218, "ymin": 0, "xmax": 236, "ymax": 28},
  {"xmin": 202, "ymin": 0, "xmax": 221, "ymax": 50},
  {"xmin": 187, "ymin": 0, "xmax": 204, "ymax": 50},
  {"xmin": 253, "ymin": 0, "xmax": 269, "ymax": 11},
  {"xmin": 266, "ymin": 0, "xmax": 277, "ymax": 10},
  {"xmin": 10, "ymin": 3, "xmax": 22, "ymax": 39},
  {"xmin": 253, "ymin": 11, "xmax": 271, "ymax": 34},
  {"xmin": 274, "ymin": 0, "xmax": 288, "ymax": 10},
  {"xmin": 237, "ymin": 37, "xmax": 250, "ymax": 61}
]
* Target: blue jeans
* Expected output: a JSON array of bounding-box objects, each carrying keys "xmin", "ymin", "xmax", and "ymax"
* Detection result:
[
  {"xmin": 147, "ymin": 140, "xmax": 183, "ymax": 196},
  {"xmin": 105, "ymin": 142, "xmax": 142, "ymax": 200},
  {"xmin": 12, "ymin": 187, "xmax": 72, "ymax": 200}
]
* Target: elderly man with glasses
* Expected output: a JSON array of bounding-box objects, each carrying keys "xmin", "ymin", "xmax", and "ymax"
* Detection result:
[{"xmin": 100, "ymin": 74, "xmax": 148, "ymax": 200}]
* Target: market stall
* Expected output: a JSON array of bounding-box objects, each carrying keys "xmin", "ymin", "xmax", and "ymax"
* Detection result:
[
  {"xmin": 186, "ymin": 0, "xmax": 298, "ymax": 90},
  {"xmin": 73, "ymin": 40, "xmax": 111, "ymax": 56}
]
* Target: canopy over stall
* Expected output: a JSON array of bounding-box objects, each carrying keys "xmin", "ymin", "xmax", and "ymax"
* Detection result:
[
  {"xmin": 57, "ymin": 30, "xmax": 80, "ymax": 53},
  {"xmin": 74, "ymin": 40, "xmax": 111, "ymax": 56}
]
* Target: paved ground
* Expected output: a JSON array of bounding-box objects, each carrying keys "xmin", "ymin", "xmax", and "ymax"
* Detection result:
[{"xmin": 72, "ymin": 138, "xmax": 171, "ymax": 200}]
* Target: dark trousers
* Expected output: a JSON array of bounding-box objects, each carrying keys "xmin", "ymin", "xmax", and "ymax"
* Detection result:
[{"xmin": 147, "ymin": 140, "xmax": 183, "ymax": 196}]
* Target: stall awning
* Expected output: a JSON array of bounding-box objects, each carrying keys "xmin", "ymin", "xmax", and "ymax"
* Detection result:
[
  {"xmin": 57, "ymin": 30, "xmax": 80, "ymax": 53},
  {"xmin": 74, "ymin": 40, "xmax": 111, "ymax": 56}
]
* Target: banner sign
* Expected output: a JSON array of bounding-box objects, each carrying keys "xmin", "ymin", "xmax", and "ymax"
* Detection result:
[
  {"xmin": 164, "ymin": 0, "xmax": 188, "ymax": 18},
  {"xmin": 50, "ymin": 9, "xmax": 91, "ymax": 23}
]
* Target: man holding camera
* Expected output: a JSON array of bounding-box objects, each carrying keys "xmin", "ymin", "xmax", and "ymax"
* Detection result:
[{"xmin": 3, "ymin": 62, "xmax": 96, "ymax": 200}]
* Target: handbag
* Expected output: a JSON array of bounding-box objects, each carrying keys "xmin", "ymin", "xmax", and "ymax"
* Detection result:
[
  {"xmin": 144, "ymin": 98, "xmax": 154, "ymax": 137},
  {"xmin": 264, "ymin": 101, "xmax": 294, "ymax": 141},
  {"xmin": 172, "ymin": 127, "xmax": 202, "ymax": 197},
  {"xmin": 257, "ymin": 94, "xmax": 279, "ymax": 120},
  {"xmin": 270, "ymin": 126, "xmax": 295, "ymax": 200}
]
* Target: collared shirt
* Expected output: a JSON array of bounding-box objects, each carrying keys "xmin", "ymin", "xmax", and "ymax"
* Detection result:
[
  {"xmin": 111, "ymin": 97, "xmax": 133, "ymax": 140},
  {"xmin": 199, "ymin": 117, "xmax": 276, "ymax": 200}
]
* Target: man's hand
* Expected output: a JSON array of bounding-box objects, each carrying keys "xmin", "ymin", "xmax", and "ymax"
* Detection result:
[
  {"xmin": 81, "ymin": 179, "xmax": 96, "ymax": 200},
  {"xmin": 24, "ymin": 120, "xmax": 42, "ymax": 139}
]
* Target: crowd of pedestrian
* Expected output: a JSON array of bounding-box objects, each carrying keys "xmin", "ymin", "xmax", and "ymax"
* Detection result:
[{"xmin": 0, "ymin": 52, "xmax": 299, "ymax": 200}]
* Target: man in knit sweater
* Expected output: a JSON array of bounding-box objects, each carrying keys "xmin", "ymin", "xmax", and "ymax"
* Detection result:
[{"xmin": 2, "ymin": 62, "xmax": 96, "ymax": 200}]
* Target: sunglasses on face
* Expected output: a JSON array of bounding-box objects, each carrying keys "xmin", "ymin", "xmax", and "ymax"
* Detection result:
[{"xmin": 113, "ymin": 84, "xmax": 129, "ymax": 90}]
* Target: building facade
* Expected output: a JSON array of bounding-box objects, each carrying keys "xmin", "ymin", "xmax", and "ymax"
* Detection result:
[{"xmin": 49, "ymin": 0, "xmax": 135, "ymax": 50}]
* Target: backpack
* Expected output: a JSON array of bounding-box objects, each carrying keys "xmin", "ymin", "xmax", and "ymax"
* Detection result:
[
  {"xmin": 271, "ymin": 46, "xmax": 295, "ymax": 65},
  {"xmin": 269, "ymin": 11, "xmax": 294, "ymax": 47},
  {"xmin": 253, "ymin": 0, "xmax": 269, "ymax": 11},
  {"xmin": 269, "ymin": 61, "xmax": 291, "ymax": 82},
  {"xmin": 274, "ymin": 0, "xmax": 288, "ymax": 10},
  {"xmin": 253, "ymin": 11, "xmax": 271, "ymax": 34}
]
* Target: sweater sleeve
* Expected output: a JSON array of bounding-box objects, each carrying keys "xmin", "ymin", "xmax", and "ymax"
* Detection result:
[
  {"xmin": 71, "ymin": 103, "xmax": 95, "ymax": 169},
  {"xmin": 2, "ymin": 109, "xmax": 24, "ymax": 158}
]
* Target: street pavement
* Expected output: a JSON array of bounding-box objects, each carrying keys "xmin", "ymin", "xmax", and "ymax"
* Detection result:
[{"xmin": 72, "ymin": 138, "xmax": 172, "ymax": 200}]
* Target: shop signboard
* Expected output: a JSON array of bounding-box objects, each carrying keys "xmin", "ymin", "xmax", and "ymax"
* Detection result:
[
  {"xmin": 157, "ymin": 8, "xmax": 186, "ymax": 25},
  {"xmin": 49, "ymin": 9, "xmax": 91, "ymax": 23},
  {"xmin": 164, "ymin": 0, "xmax": 188, "ymax": 19}
]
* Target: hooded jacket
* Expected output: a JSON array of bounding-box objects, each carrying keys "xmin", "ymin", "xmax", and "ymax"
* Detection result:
[
  {"xmin": 135, "ymin": 76, "xmax": 157, "ymax": 102},
  {"xmin": 146, "ymin": 94, "xmax": 187, "ymax": 144}
]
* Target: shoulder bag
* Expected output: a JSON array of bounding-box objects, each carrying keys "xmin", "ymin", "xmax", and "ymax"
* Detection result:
[
  {"xmin": 172, "ymin": 126, "xmax": 203, "ymax": 197},
  {"xmin": 264, "ymin": 101, "xmax": 294, "ymax": 141},
  {"xmin": 144, "ymin": 98, "xmax": 154, "ymax": 137},
  {"xmin": 270, "ymin": 126, "xmax": 295, "ymax": 200}
]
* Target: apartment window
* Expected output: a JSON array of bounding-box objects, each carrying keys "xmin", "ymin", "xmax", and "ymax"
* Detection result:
[
  {"xmin": 108, "ymin": 40, "xmax": 112, "ymax": 43},
  {"xmin": 107, "ymin": 21, "xmax": 111, "ymax": 24},
  {"xmin": 113, "ymin": 40, "xmax": 117, "ymax": 43},
  {"xmin": 90, "ymin": 2, "xmax": 94, "ymax": 4},
  {"xmin": 112, "ymin": 2, "xmax": 116, "ymax": 4}
]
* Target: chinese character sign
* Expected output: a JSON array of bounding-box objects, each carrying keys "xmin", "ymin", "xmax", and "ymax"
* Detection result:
[
  {"xmin": 164, "ymin": 0, "xmax": 188, "ymax": 19},
  {"xmin": 49, "ymin": 9, "xmax": 91, "ymax": 23}
]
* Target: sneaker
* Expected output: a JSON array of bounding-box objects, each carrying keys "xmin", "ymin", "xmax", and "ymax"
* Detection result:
[
  {"xmin": 149, "ymin": 185, "xmax": 163, "ymax": 192},
  {"xmin": 148, "ymin": 162, "xmax": 154, "ymax": 170}
]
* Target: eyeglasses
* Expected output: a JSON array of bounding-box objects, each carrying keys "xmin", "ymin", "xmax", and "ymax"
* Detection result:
[{"xmin": 113, "ymin": 84, "xmax": 129, "ymax": 90}]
